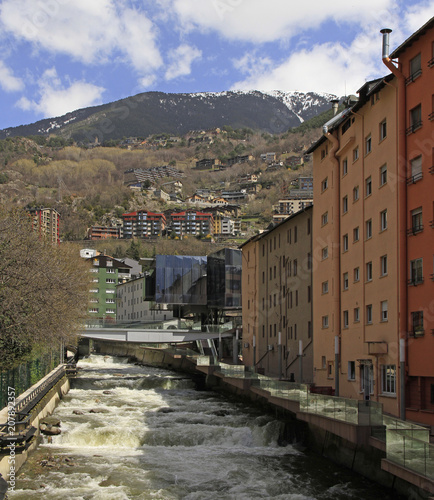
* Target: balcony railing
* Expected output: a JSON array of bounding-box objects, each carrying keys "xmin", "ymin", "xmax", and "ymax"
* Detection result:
[
  {"xmin": 406, "ymin": 121, "xmax": 423, "ymax": 135},
  {"xmin": 429, "ymin": 166, "xmax": 434, "ymax": 175},
  {"xmin": 405, "ymin": 69, "xmax": 422, "ymax": 84},
  {"xmin": 407, "ymin": 277, "xmax": 424, "ymax": 286},
  {"xmin": 408, "ymin": 329, "xmax": 425, "ymax": 338},
  {"xmin": 406, "ymin": 225, "xmax": 423, "ymax": 235},
  {"xmin": 407, "ymin": 171, "xmax": 423, "ymax": 184},
  {"xmin": 428, "ymin": 56, "xmax": 434, "ymax": 68},
  {"xmin": 429, "ymin": 111, "xmax": 434, "ymax": 121}
]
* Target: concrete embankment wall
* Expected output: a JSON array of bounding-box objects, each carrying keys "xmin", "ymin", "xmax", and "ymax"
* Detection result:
[
  {"xmin": 93, "ymin": 340, "xmax": 433, "ymax": 500},
  {"xmin": 0, "ymin": 374, "xmax": 70, "ymax": 480}
]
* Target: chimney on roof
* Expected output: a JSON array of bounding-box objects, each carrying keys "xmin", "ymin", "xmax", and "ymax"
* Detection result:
[
  {"xmin": 331, "ymin": 99, "xmax": 340, "ymax": 116},
  {"xmin": 380, "ymin": 28, "xmax": 392, "ymax": 60}
]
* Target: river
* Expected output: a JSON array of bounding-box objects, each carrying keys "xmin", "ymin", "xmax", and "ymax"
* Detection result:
[{"xmin": 9, "ymin": 355, "xmax": 404, "ymax": 499}]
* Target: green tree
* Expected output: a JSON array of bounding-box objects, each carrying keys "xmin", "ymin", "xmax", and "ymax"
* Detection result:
[{"xmin": 0, "ymin": 207, "xmax": 90, "ymax": 370}]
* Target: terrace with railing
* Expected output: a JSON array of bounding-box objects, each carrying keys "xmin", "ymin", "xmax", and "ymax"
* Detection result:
[{"xmin": 180, "ymin": 354, "xmax": 434, "ymax": 483}]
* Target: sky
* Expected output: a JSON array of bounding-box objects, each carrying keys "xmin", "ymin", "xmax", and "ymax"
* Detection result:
[{"xmin": 0, "ymin": 0, "xmax": 432, "ymax": 130}]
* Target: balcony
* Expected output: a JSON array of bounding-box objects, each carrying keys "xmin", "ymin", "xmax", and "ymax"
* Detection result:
[
  {"xmin": 407, "ymin": 278, "xmax": 424, "ymax": 286},
  {"xmin": 406, "ymin": 172, "xmax": 423, "ymax": 184},
  {"xmin": 430, "ymin": 220, "xmax": 434, "ymax": 228},
  {"xmin": 429, "ymin": 166, "xmax": 434, "ymax": 175},
  {"xmin": 428, "ymin": 56, "xmax": 434, "ymax": 68},
  {"xmin": 406, "ymin": 225, "xmax": 423, "ymax": 236},
  {"xmin": 429, "ymin": 111, "xmax": 434, "ymax": 121},
  {"xmin": 406, "ymin": 121, "xmax": 422, "ymax": 135},
  {"xmin": 408, "ymin": 329, "xmax": 425, "ymax": 338},
  {"xmin": 405, "ymin": 69, "xmax": 422, "ymax": 84}
]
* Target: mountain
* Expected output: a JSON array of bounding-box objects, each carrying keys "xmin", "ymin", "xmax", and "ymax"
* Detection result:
[{"xmin": 0, "ymin": 90, "xmax": 337, "ymax": 143}]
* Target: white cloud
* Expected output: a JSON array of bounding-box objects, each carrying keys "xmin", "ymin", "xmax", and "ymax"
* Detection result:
[
  {"xmin": 16, "ymin": 68, "xmax": 105, "ymax": 118},
  {"xmin": 230, "ymin": 7, "xmax": 425, "ymax": 96},
  {"xmin": 170, "ymin": 0, "xmax": 395, "ymax": 43},
  {"xmin": 0, "ymin": 60, "xmax": 24, "ymax": 92},
  {"xmin": 403, "ymin": 1, "xmax": 434, "ymax": 33},
  {"xmin": 0, "ymin": 0, "xmax": 162, "ymax": 80},
  {"xmin": 165, "ymin": 44, "xmax": 202, "ymax": 80}
]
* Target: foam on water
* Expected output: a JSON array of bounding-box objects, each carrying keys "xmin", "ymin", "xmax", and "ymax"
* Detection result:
[{"xmin": 9, "ymin": 355, "xmax": 404, "ymax": 499}]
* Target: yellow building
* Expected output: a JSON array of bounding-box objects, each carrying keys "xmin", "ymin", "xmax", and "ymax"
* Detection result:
[
  {"xmin": 240, "ymin": 207, "xmax": 313, "ymax": 381},
  {"xmin": 308, "ymin": 76, "xmax": 402, "ymax": 416}
]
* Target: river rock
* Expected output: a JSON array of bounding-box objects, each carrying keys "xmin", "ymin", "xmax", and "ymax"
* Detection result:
[
  {"xmin": 40, "ymin": 416, "xmax": 61, "ymax": 427},
  {"xmin": 157, "ymin": 407, "xmax": 175, "ymax": 413},
  {"xmin": 73, "ymin": 410, "xmax": 84, "ymax": 415},
  {"xmin": 89, "ymin": 408, "xmax": 108, "ymax": 413},
  {"xmin": 103, "ymin": 390, "xmax": 114, "ymax": 395},
  {"xmin": 42, "ymin": 426, "xmax": 61, "ymax": 436}
]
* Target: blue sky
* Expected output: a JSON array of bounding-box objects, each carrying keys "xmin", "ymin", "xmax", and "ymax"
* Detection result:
[{"xmin": 0, "ymin": 0, "xmax": 432, "ymax": 130}]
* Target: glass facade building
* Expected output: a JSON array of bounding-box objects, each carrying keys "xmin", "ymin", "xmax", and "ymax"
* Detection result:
[
  {"xmin": 207, "ymin": 249, "xmax": 242, "ymax": 308},
  {"xmin": 155, "ymin": 255, "xmax": 208, "ymax": 305}
]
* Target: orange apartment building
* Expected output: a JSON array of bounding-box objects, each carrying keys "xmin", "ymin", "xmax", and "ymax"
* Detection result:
[
  {"xmin": 382, "ymin": 19, "xmax": 434, "ymax": 424},
  {"xmin": 309, "ymin": 18, "xmax": 433, "ymax": 421},
  {"xmin": 241, "ymin": 207, "xmax": 313, "ymax": 381},
  {"xmin": 308, "ymin": 76, "xmax": 401, "ymax": 417}
]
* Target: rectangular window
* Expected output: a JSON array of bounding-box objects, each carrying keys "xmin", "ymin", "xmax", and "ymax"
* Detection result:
[
  {"xmin": 410, "ymin": 258, "xmax": 423, "ymax": 284},
  {"xmin": 343, "ymin": 195, "xmax": 348, "ymax": 214},
  {"xmin": 366, "ymin": 261, "xmax": 373, "ymax": 281},
  {"xmin": 366, "ymin": 304, "xmax": 373, "ymax": 324},
  {"xmin": 293, "ymin": 259, "xmax": 297, "ymax": 276},
  {"xmin": 322, "ymin": 281, "xmax": 329, "ymax": 294},
  {"xmin": 412, "ymin": 311, "xmax": 424, "ymax": 336},
  {"xmin": 322, "ymin": 247, "xmax": 328, "ymax": 260},
  {"xmin": 343, "ymin": 310, "xmax": 349, "ymax": 328},
  {"xmin": 365, "ymin": 134, "xmax": 372, "ymax": 155},
  {"xmin": 307, "ymin": 285, "xmax": 311, "ymax": 303},
  {"xmin": 380, "ymin": 120, "xmax": 387, "ymax": 141},
  {"xmin": 343, "ymin": 272, "xmax": 349, "ymax": 290},
  {"xmin": 366, "ymin": 219, "xmax": 372, "ymax": 239},
  {"xmin": 409, "ymin": 155, "xmax": 423, "ymax": 184},
  {"xmin": 321, "ymin": 177, "xmax": 328, "ymax": 192},
  {"xmin": 380, "ymin": 255, "xmax": 388, "ymax": 276},
  {"xmin": 409, "ymin": 53, "xmax": 422, "ymax": 81},
  {"xmin": 409, "ymin": 104, "xmax": 422, "ymax": 133},
  {"xmin": 348, "ymin": 361, "xmax": 356, "ymax": 381},
  {"xmin": 365, "ymin": 176, "xmax": 372, "ymax": 196},
  {"xmin": 381, "ymin": 365, "xmax": 396, "ymax": 394},
  {"xmin": 380, "ymin": 209, "xmax": 387, "ymax": 231},
  {"xmin": 307, "ymin": 218, "xmax": 311, "ymax": 235},
  {"xmin": 354, "ymin": 307, "xmax": 360, "ymax": 323},
  {"xmin": 322, "ymin": 356, "xmax": 326, "ymax": 369},
  {"xmin": 322, "ymin": 315, "xmax": 329, "ymax": 328},
  {"xmin": 381, "ymin": 300, "xmax": 388, "ymax": 322},
  {"xmin": 353, "ymin": 185, "xmax": 359, "ymax": 202},
  {"xmin": 294, "ymin": 226, "xmax": 297, "ymax": 243},
  {"xmin": 353, "ymin": 147, "xmax": 359, "ymax": 162},
  {"xmin": 354, "ymin": 267, "xmax": 360, "ymax": 282},
  {"xmin": 342, "ymin": 158, "xmax": 348, "ymax": 176},
  {"xmin": 411, "ymin": 207, "xmax": 423, "ymax": 233},
  {"xmin": 353, "ymin": 226, "xmax": 359, "ymax": 242},
  {"xmin": 343, "ymin": 233, "xmax": 349, "ymax": 252},
  {"xmin": 380, "ymin": 164, "xmax": 387, "ymax": 186},
  {"xmin": 321, "ymin": 212, "xmax": 328, "ymax": 226}
]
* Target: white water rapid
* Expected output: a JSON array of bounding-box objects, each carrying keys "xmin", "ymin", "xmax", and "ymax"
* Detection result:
[{"xmin": 9, "ymin": 355, "xmax": 404, "ymax": 499}]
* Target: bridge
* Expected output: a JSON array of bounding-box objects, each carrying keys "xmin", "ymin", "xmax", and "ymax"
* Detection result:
[{"xmin": 81, "ymin": 319, "xmax": 238, "ymax": 344}]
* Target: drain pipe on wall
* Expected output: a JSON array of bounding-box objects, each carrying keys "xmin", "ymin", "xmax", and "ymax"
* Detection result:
[{"xmin": 380, "ymin": 28, "xmax": 407, "ymax": 421}]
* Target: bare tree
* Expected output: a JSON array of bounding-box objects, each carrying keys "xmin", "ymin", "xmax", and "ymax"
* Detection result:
[{"xmin": 0, "ymin": 207, "xmax": 90, "ymax": 369}]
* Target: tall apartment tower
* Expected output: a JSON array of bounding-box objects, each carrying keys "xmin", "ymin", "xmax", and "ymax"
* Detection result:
[
  {"xmin": 28, "ymin": 207, "xmax": 60, "ymax": 244},
  {"xmin": 241, "ymin": 207, "xmax": 313, "ymax": 381},
  {"xmin": 382, "ymin": 18, "xmax": 434, "ymax": 424}
]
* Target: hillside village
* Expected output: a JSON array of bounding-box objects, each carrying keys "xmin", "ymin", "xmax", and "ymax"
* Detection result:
[{"xmin": 0, "ymin": 121, "xmax": 321, "ymax": 247}]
